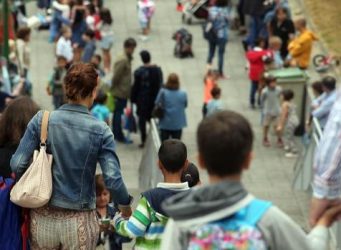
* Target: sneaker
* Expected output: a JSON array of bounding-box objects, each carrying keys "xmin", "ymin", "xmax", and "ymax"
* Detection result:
[
  {"xmin": 277, "ymin": 138, "xmax": 284, "ymax": 148},
  {"xmin": 285, "ymin": 152, "xmax": 298, "ymax": 158},
  {"xmin": 284, "ymin": 145, "xmax": 290, "ymax": 152},
  {"xmin": 263, "ymin": 138, "xmax": 271, "ymax": 147}
]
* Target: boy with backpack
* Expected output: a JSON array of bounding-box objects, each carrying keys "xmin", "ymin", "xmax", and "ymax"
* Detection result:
[
  {"xmin": 161, "ymin": 111, "xmax": 341, "ymax": 250},
  {"xmin": 46, "ymin": 56, "xmax": 68, "ymax": 109},
  {"xmin": 113, "ymin": 139, "xmax": 190, "ymax": 250}
]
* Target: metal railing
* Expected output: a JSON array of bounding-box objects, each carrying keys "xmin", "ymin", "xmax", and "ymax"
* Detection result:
[
  {"xmin": 138, "ymin": 119, "xmax": 163, "ymax": 190},
  {"xmin": 292, "ymin": 86, "xmax": 341, "ymax": 249}
]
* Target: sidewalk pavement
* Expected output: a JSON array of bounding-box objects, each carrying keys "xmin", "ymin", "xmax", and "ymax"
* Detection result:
[{"xmin": 28, "ymin": 0, "xmax": 310, "ymax": 236}]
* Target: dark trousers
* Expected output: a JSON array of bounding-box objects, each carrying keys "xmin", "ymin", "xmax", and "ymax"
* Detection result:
[
  {"xmin": 246, "ymin": 15, "xmax": 266, "ymax": 47},
  {"xmin": 207, "ymin": 39, "xmax": 227, "ymax": 75},
  {"xmin": 237, "ymin": 0, "xmax": 245, "ymax": 27},
  {"xmin": 160, "ymin": 129, "xmax": 182, "ymax": 142},
  {"xmin": 138, "ymin": 115, "xmax": 148, "ymax": 144},
  {"xmin": 112, "ymin": 97, "xmax": 127, "ymax": 141},
  {"xmin": 250, "ymin": 81, "xmax": 258, "ymax": 106}
]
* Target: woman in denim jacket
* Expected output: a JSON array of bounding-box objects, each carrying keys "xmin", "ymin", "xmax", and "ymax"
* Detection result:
[{"xmin": 11, "ymin": 63, "xmax": 132, "ymax": 249}]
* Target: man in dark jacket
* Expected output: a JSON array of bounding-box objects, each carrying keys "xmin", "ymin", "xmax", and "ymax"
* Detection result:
[
  {"xmin": 243, "ymin": 0, "xmax": 270, "ymax": 47},
  {"xmin": 131, "ymin": 50, "xmax": 163, "ymax": 147}
]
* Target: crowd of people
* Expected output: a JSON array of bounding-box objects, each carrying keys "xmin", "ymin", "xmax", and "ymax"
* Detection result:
[{"xmin": 1, "ymin": 0, "xmax": 341, "ymax": 250}]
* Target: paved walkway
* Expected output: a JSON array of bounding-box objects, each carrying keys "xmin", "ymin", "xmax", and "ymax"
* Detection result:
[{"xmin": 27, "ymin": 0, "xmax": 310, "ymax": 234}]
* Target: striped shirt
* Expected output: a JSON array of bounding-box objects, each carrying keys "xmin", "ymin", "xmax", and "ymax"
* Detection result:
[
  {"xmin": 313, "ymin": 91, "xmax": 341, "ymax": 199},
  {"xmin": 114, "ymin": 182, "xmax": 189, "ymax": 250}
]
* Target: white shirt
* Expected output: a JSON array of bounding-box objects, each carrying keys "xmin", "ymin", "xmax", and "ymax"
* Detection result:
[
  {"xmin": 52, "ymin": 1, "xmax": 70, "ymax": 19},
  {"xmin": 56, "ymin": 36, "xmax": 73, "ymax": 62}
]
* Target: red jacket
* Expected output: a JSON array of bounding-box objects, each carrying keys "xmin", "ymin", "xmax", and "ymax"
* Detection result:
[{"xmin": 246, "ymin": 48, "xmax": 272, "ymax": 81}]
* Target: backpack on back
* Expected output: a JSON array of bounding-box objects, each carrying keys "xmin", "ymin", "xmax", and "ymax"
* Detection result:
[{"xmin": 187, "ymin": 199, "xmax": 271, "ymax": 250}]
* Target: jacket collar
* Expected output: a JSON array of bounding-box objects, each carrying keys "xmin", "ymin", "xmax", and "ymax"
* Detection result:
[{"xmin": 59, "ymin": 104, "xmax": 90, "ymax": 114}]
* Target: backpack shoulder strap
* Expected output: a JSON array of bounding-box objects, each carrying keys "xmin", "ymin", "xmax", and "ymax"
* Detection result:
[{"xmin": 243, "ymin": 199, "xmax": 272, "ymax": 226}]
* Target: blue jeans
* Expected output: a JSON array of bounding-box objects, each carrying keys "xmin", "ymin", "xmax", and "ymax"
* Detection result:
[
  {"xmin": 112, "ymin": 97, "xmax": 127, "ymax": 141},
  {"xmin": 250, "ymin": 81, "xmax": 258, "ymax": 106},
  {"xmin": 246, "ymin": 15, "xmax": 267, "ymax": 47},
  {"xmin": 207, "ymin": 38, "xmax": 227, "ymax": 75}
]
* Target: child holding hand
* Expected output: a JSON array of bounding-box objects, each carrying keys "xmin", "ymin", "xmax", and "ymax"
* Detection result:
[
  {"xmin": 114, "ymin": 139, "xmax": 190, "ymax": 250},
  {"xmin": 95, "ymin": 175, "xmax": 131, "ymax": 250}
]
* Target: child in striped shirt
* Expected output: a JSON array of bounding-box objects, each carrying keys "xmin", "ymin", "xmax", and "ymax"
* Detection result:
[{"xmin": 113, "ymin": 139, "xmax": 190, "ymax": 250}]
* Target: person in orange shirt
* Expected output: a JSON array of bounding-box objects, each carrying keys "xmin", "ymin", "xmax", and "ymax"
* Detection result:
[
  {"xmin": 203, "ymin": 69, "xmax": 220, "ymax": 117},
  {"xmin": 288, "ymin": 18, "xmax": 318, "ymax": 69}
]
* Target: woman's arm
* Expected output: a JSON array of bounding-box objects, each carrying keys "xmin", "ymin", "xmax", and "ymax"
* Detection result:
[
  {"xmin": 10, "ymin": 111, "xmax": 41, "ymax": 178},
  {"xmin": 98, "ymin": 126, "xmax": 130, "ymax": 206}
]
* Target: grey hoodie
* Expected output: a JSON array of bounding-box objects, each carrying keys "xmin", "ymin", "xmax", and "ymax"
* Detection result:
[{"xmin": 161, "ymin": 180, "xmax": 329, "ymax": 250}]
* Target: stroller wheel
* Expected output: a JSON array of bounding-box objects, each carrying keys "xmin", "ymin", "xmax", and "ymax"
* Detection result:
[{"xmin": 187, "ymin": 17, "xmax": 192, "ymax": 25}]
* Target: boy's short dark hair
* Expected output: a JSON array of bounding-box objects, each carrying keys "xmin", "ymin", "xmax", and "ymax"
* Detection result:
[
  {"xmin": 254, "ymin": 37, "xmax": 265, "ymax": 47},
  {"xmin": 158, "ymin": 139, "xmax": 187, "ymax": 173},
  {"xmin": 95, "ymin": 90, "xmax": 107, "ymax": 105},
  {"xmin": 311, "ymin": 81, "xmax": 323, "ymax": 95},
  {"xmin": 84, "ymin": 29, "xmax": 96, "ymax": 39},
  {"xmin": 181, "ymin": 162, "xmax": 200, "ymax": 187},
  {"xmin": 93, "ymin": 54, "xmax": 102, "ymax": 63},
  {"xmin": 124, "ymin": 38, "xmax": 137, "ymax": 49},
  {"xmin": 140, "ymin": 50, "xmax": 151, "ymax": 64},
  {"xmin": 264, "ymin": 75, "xmax": 276, "ymax": 85},
  {"xmin": 322, "ymin": 76, "xmax": 336, "ymax": 91},
  {"xmin": 197, "ymin": 111, "xmax": 254, "ymax": 176},
  {"xmin": 56, "ymin": 55, "xmax": 67, "ymax": 62},
  {"xmin": 17, "ymin": 27, "xmax": 31, "ymax": 40},
  {"xmin": 281, "ymin": 89, "xmax": 294, "ymax": 101},
  {"xmin": 211, "ymin": 87, "xmax": 221, "ymax": 98}
]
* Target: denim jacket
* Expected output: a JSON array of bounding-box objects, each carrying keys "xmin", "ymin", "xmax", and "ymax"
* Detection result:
[{"xmin": 11, "ymin": 104, "xmax": 130, "ymax": 210}]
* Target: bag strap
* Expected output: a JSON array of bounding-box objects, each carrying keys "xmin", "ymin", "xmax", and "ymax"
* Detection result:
[{"xmin": 40, "ymin": 111, "xmax": 50, "ymax": 145}]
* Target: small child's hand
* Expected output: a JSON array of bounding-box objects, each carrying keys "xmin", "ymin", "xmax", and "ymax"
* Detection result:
[{"xmin": 316, "ymin": 204, "xmax": 341, "ymax": 227}]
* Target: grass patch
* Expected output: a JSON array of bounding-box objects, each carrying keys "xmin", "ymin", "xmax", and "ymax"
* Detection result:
[{"xmin": 303, "ymin": 0, "xmax": 341, "ymax": 55}]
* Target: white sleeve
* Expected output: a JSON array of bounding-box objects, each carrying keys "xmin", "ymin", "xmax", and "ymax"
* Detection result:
[
  {"xmin": 56, "ymin": 40, "xmax": 63, "ymax": 56},
  {"xmin": 308, "ymin": 226, "xmax": 330, "ymax": 250},
  {"xmin": 161, "ymin": 219, "xmax": 182, "ymax": 250},
  {"xmin": 258, "ymin": 206, "xmax": 329, "ymax": 250}
]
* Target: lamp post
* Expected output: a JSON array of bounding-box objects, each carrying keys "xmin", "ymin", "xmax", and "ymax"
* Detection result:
[{"xmin": 2, "ymin": 0, "xmax": 10, "ymax": 60}]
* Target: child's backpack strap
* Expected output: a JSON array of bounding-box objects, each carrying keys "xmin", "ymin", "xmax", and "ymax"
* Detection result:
[{"xmin": 242, "ymin": 199, "xmax": 272, "ymax": 226}]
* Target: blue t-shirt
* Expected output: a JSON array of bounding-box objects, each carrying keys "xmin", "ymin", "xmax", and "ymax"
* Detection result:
[
  {"xmin": 207, "ymin": 99, "xmax": 223, "ymax": 116},
  {"xmin": 91, "ymin": 104, "xmax": 110, "ymax": 122}
]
